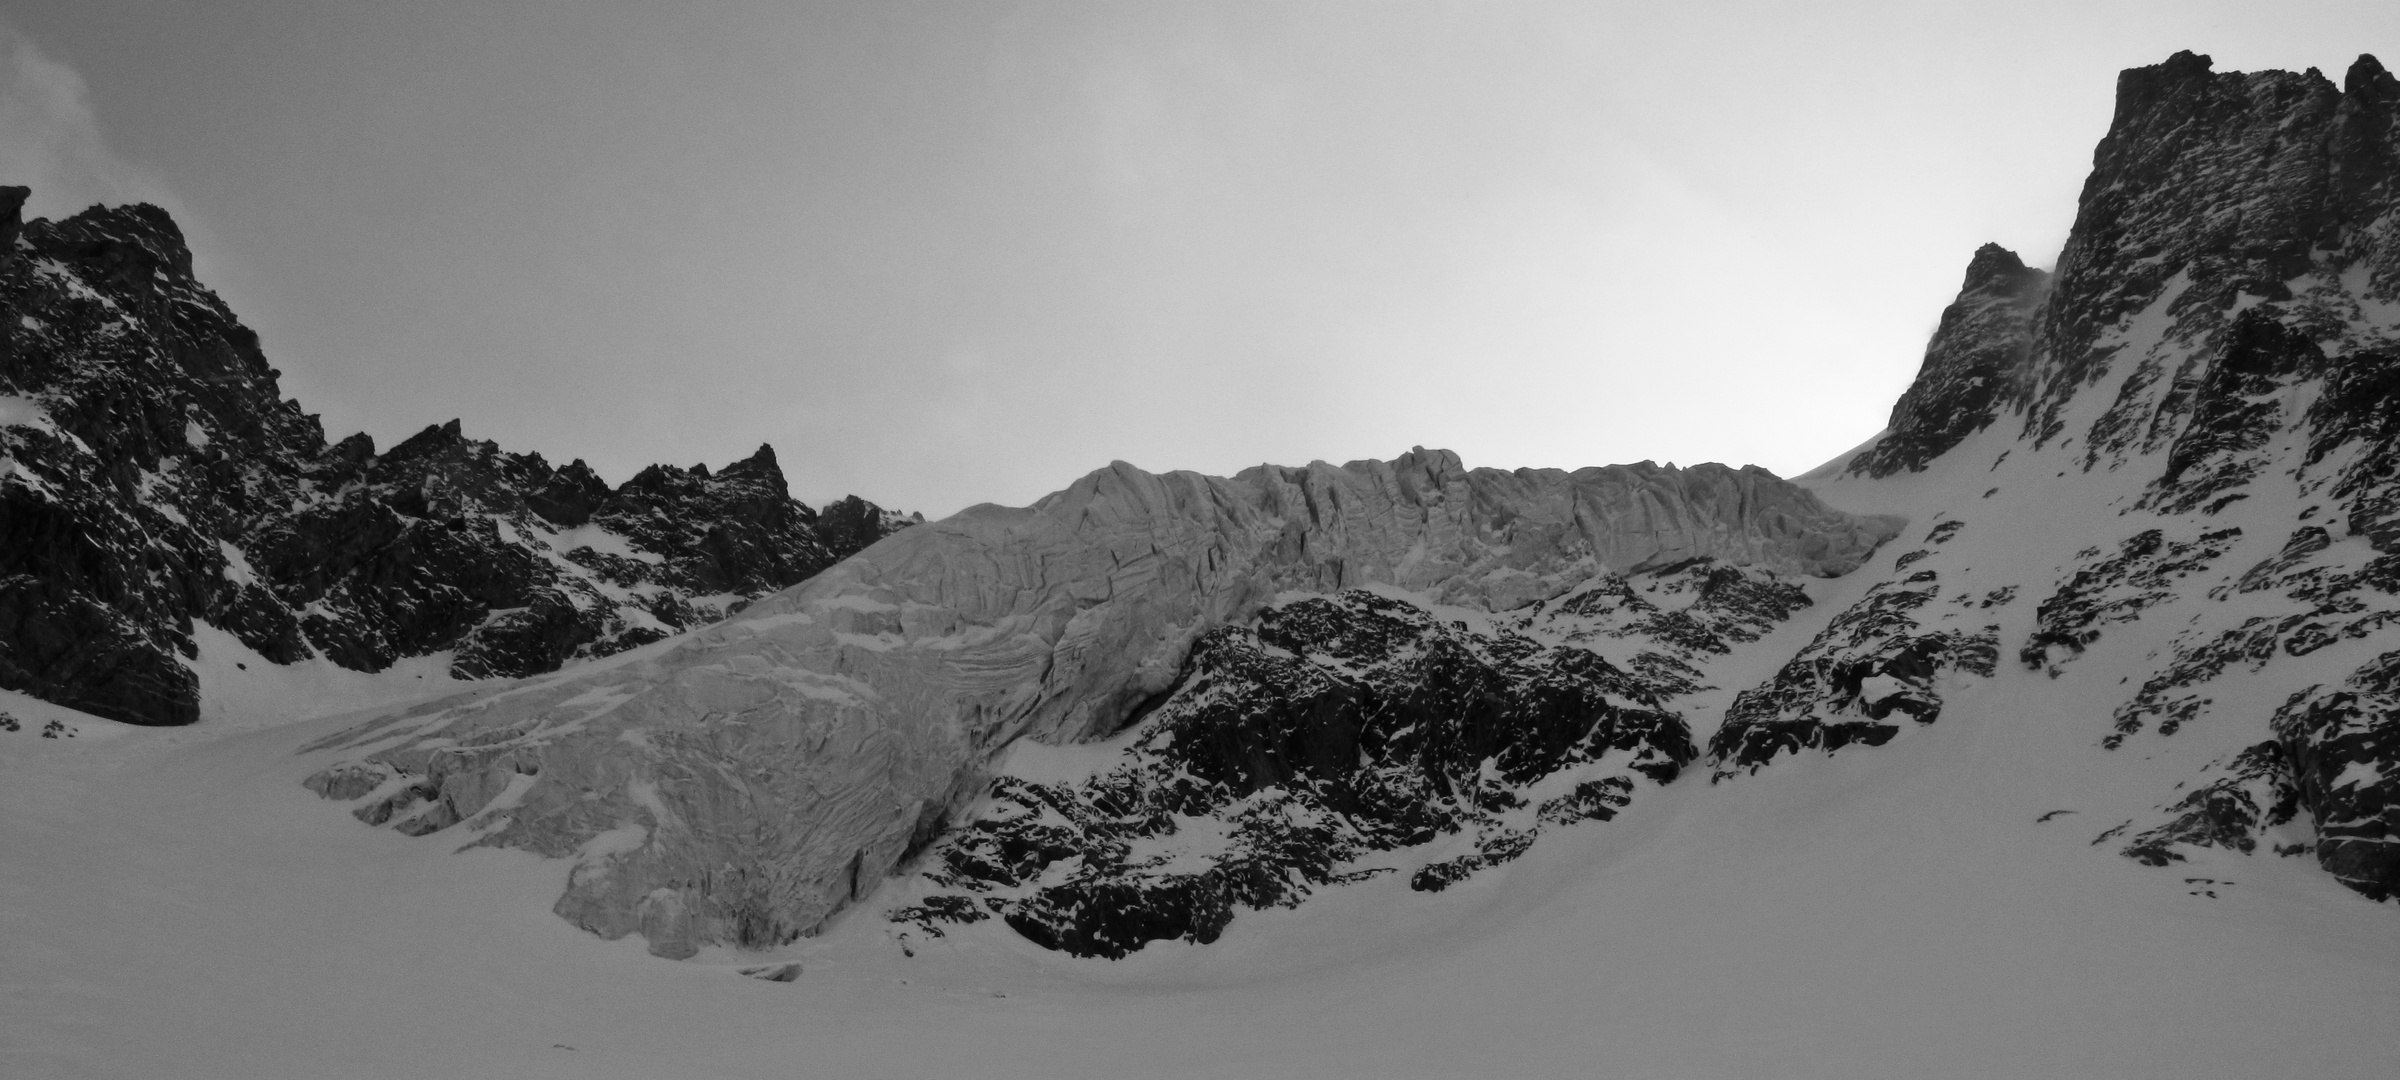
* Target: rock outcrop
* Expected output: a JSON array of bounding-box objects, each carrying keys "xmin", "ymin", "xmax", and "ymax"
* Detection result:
[
  {"xmin": 2040, "ymin": 52, "xmax": 2399, "ymax": 465},
  {"xmin": 1824, "ymin": 53, "xmax": 2400, "ymax": 905},
  {"xmin": 0, "ymin": 198, "xmax": 914, "ymax": 725},
  {"xmin": 2271, "ymin": 651, "xmax": 2400, "ymax": 899},
  {"xmin": 896, "ymin": 562, "xmax": 1815, "ymax": 957},
  {"xmin": 304, "ymin": 450, "xmax": 1902, "ymax": 957},
  {"xmin": 1846, "ymin": 244, "xmax": 2048, "ymax": 478},
  {"xmin": 1707, "ymin": 521, "xmax": 2001, "ymax": 779}
]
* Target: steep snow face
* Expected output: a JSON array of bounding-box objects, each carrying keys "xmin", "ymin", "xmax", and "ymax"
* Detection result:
[
  {"xmin": 0, "ymin": 197, "xmax": 915, "ymax": 726},
  {"xmin": 1800, "ymin": 52, "xmax": 2400, "ymax": 904},
  {"xmin": 8, "ymin": 657, "xmax": 2398, "ymax": 1080},
  {"xmin": 300, "ymin": 450, "xmax": 1902, "ymax": 957}
]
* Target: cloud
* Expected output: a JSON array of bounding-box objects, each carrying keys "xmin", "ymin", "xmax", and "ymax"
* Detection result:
[{"xmin": 0, "ymin": 20, "xmax": 172, "ymax": 221}]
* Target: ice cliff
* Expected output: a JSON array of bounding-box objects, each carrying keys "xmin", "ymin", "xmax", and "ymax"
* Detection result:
[{"xmin": 301, "ymin": 451, "xmax": 1899, "ymax": 956}]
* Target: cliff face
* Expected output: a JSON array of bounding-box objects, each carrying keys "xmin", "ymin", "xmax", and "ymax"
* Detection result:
[
  {"xmin": 278, "ymin": 50, "xmax": 2400, "ymax": 957},
  {"xmin": 2030, "ymin": 52, "xmax": 2398, "ymax": 457},
  {"xmin": 301, "ymin": 450, "xmax": 1901, "ymax": 957},
  {"xmin": 895, "ymin": 564, "xmax": 1815, "ymax": 957},
  {"xmin": 0, "ymin": 199, "xmax": 914, "ymax": 726},
  {"xmin": 1820, "ymin": 53, "xmax": 2400, "ymax": 904},
  {"xmin": 1845, "ymin": 244, "xmax": 2048, "ymax": 478}
]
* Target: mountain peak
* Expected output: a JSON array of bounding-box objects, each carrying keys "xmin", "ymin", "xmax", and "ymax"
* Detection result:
[
  {"xmin": 2347, "ymin": 53, "xmax": 2394, "ymax": 99},
  {"xmin": 1844, "ymin": 243, "xmax": 2047, "ymax": 478},
  {"xmin": 1963, "ymin": 242, "xmax": 2029, "ymax": 285},
  {"xmin": 0, "ymin": 187, "xmax": 914, "ymax": 723},
  {"xmin": 715, "ymin": 442, "xmax": 786, "ymax": 490}
]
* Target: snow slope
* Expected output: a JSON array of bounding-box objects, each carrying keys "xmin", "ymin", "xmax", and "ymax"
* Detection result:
[
  {"xmin": 7, "ymin": 421, "xmax": 2398, "ymax": 1078},
  {"xmin": 3, "ymin": 617, "xmax": 2394, "ymax": 1079},
  {"xmin": 8, "ymin": 49, "xmax": 2400, "ymax": 1078},
  {"xmin": 6, "ymin": 420, "xmax": 2396, "ymax": 1078}
]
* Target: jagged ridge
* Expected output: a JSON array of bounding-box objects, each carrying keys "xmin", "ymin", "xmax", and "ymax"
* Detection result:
[
  {"xmin": 1819, "ymin": 53, "xmax": 2400, "ymax": 904},
  {"xmin": 0, "ymin": 191, "xmax": 915, "ymax": 725},
  {"xmin": 300, "ymin": 449, "xmax": 1901, "ymax": 958}
]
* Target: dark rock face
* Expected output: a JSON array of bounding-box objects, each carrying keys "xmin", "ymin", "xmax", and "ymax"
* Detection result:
[
  {"xmin": 2305, "ymin": 341, "xmax": 2400, "ymax": 552},
  {"xmin": 1, "ymin": 202, "xmax": 314, "ymax": 724},
  {"xmin": 1708, "ymin": 561, "xmax": 1999, "ymax": 779},
  {"xmin": 2100, "ymin": 648, "xmax": 2398, "ymax": 904},
  {"xmin": 2270, "ymin": 652, "xmax": 2400, "ymax": 900},
  {"xmin": 813, "ymin": 494, "xmax": 917, "ymax": 562},
  {"xmin": 0, "ymin": 185, "xmax": 27, "ymax": 368},
  {"xmin": 895, "ymin": 573, "xmax": 1772, "ymax": 957},
  {"xmin": 2112, "ymin": 741, "xmax": 2302, "ymax": 866},
  {"xmin": 2020, "ymin": 527, "xmax": 2244, "ymax": 680},
  {"xmin": 1847, "ymin": 244, "xmax": 2048, "ymax": 478},
  {"xmin": 2088, "ymin": 515, "xmax": 2400, "ymax": 888},
  {"xmin": 1890, "ymin": 53, "xmax": 2400, "ymax": 903},
  {"xmin": 2140, "ymin": 314, "xmax": 2327, "ymax": 515},
  {"xmin": 1805, "ymin": 39, "xmax": 2399, "ymax": 895},
  {"xmin": 1838, "ymin": 53, "xmax": 2400, "ymax": 483},
  {"xmin": 2032, "ymin": 53, "xmax": 2398, "ymax": 455},
  {"xmin": 0, "ymin": 199, "xmax": 914, "ymax": 724},
  {"xmin": 2104, "ymin": 531, "xmax": 2400, "ymax": 750}
]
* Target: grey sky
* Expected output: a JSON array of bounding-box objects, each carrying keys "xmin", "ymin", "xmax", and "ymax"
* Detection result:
[{"xmin": 4, "ymin": 1, "xmax": 2395, "ymax": 515}]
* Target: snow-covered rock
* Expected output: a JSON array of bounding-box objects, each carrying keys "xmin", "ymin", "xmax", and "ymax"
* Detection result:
[
  {"xmin": 302, "ymin": 451, "xmax": 1901, "ymax": 956},
  {"xmin": 0, "ymin": 196, "xmax": 915, "ymax": 725},
  {"xmin": 893, "ymin": 566, "xmax": 1809, "ymax": 957},
  {"xmin": 1844, "ymin": 244, "xmax": 2048, "ymax": 478},
  {"xmin": 1816, "ymin": 52, "xmax": 2400, "ymax": 904}
]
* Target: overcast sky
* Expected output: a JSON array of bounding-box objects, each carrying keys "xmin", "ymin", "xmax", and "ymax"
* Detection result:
[{"xmin": 4, "ymin": 2, "xmax": 2395, "ymax": 516}]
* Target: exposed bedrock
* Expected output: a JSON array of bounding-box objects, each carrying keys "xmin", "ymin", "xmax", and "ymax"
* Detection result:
[
  {"xmin": 0, "ymin": 197, "xmax": 915, "ymax": 724},
  {"xmin": 2271, "ymin": 652, "xmax": 2400, "ymax": 900},
  {"xmin": 306, "ymin": 449, "xmax": 1902, "ymax": 956},
  {"xmin": 1845, "ymin": 243, "xmax": 2048, "ymax": 478},
  {"xmin": 895, "ymin": 588, "xmax": 1704, "ymax": 959},
  {"xmin": 2028, "ymin": 51, "xmax": 2400, "ymax": 454},
  {"xmin": 1841, "ymin": 53, "xmax": 2400, "ymax": 481}
]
